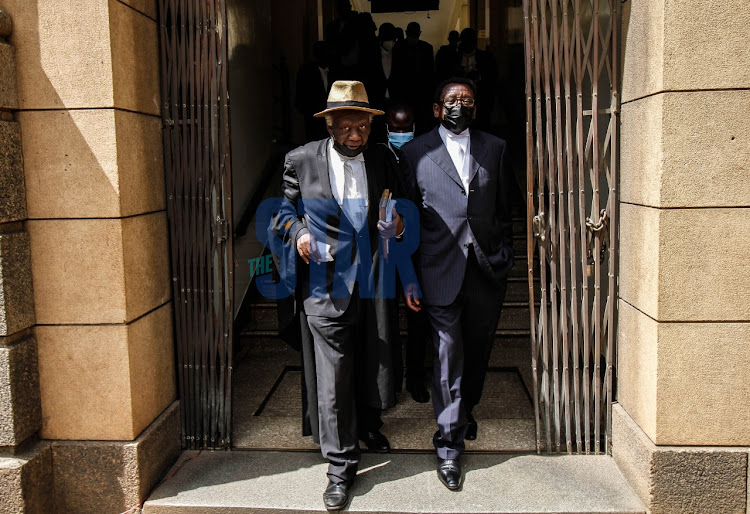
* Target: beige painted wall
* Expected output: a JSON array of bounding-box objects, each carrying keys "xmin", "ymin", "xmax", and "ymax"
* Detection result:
[
  {"xmin": 617, "ymin": 0, "xmax": 750, "ymax": 446},
  {"xmin": 0, "ymin": 0, "xmax": 175, "ymax": 441},
  {"xmin": 352, "ymin": 0, "xmax": 469, "ymax": 50}
]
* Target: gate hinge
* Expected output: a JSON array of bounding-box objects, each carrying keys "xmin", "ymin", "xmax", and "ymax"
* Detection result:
[{"xmin": 217, "ymin": 217, "xmax": 228, "ymax": 242}]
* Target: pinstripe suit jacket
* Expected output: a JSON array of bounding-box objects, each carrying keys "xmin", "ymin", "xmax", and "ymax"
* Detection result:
[{"xmin": 400, "ymin": 126, "xmax": 514, "ymax": 306}]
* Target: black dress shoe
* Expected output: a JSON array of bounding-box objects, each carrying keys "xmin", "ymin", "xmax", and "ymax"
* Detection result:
[
  {"xmin": 466, "ymin": 413, "xmax": 478, "ymax": 441},
  {"xmin": 359, "ymin": 430, "xmax": 391, "ymax": 453},
  {"xmin": 437, "ymin": 458, "xmax": 462, "ymax": 490},
  {"xmin": 406, "ymin": 380, "xmax": 430, "ymax": 403},
  {"xmin": 323, "ymin": 480, "xmax": 350, "ymax": 511}
]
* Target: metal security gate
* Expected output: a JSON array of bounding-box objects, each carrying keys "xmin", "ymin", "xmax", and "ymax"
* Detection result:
[
  {"xmin": 158, "ymin": 0, "xmax": 234, "ymax": 450},
  {"xmin": 523, "ymin": 0, "xmax": 619, "ymax": 455}
]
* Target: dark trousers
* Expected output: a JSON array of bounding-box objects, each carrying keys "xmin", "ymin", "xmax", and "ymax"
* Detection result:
[
  {"xmin": 425, "ymin": 247, "xmax": 506, "ymax": 459},
  {"xmin": 405, "ymin": 307, "xmax": 429, "ymax": 384},
  {"xmin": 305, "ymin": 291, "xmax": 382, "ymax": 484}
]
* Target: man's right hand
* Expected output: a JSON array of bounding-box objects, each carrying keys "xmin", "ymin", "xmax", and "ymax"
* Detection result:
[{"xmin": 297, "ymin": 232, "xmax": 322, "ymax": 265}]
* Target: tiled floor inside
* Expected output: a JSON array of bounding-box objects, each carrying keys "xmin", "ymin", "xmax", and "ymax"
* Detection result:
[{"xmin": 232, "ymin": 336, "xmax": 537, "ymax": 452}]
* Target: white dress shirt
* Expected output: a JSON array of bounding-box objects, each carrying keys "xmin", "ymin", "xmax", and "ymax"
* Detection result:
[
  {"xmin": 439, "ymin": 124, "xmax": 471, "ymax": 191},
  {"xmin": 328, "ymin": 138, "xmax": 368, "ymax": 230},
  {"xmin": 439, "ymin": 124, "xmax": 475, "ymax": 254}
]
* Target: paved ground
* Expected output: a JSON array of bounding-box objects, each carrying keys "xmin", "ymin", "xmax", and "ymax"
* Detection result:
[{"xmin": 143, "ymin": 450, "xmax": 645, "ymax": 513}]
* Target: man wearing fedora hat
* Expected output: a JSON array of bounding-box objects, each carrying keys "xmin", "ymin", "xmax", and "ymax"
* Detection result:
[{"xmin": 271, "ymin": 80, "xmax": 410, "ymax": 511}]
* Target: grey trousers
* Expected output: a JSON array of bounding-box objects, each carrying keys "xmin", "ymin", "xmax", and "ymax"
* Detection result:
[
  {"xmin": 425, "ymin": 247, "xmax": 506, "ymax": 459},
  {"xmin": 305, "ymin": 293, "xmax": 383, "ymax": 484}
]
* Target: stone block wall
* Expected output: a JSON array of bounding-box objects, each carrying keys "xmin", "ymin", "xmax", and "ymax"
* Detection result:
[
  {"xmin": 0, "ymin": 7, "xmax": 55, "ymax": 512},
  {"xmin": 0, "ymin": 1, "xmax": 180, "ymax": 512},
  {"xmin": 615, "ymin": 1, "xmax": 750, "ymax": 512}
]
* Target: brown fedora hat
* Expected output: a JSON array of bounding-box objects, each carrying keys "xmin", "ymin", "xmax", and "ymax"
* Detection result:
[{"xmin": 314, "ymin": 80, "xmax": 385, "ymax": 117}]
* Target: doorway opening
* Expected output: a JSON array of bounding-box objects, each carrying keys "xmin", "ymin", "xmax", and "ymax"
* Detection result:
[
  {"xmin": 158, "ymin": 0, "xmax": 620, "ymax": 455},
  {"xmin": 227, "ymin": 0, "xmax": 535, "ymax": 453}
]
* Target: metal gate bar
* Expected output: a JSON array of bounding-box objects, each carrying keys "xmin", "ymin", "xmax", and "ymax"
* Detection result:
[
  {"xmin": 158, "ymin": 0, "xmax": 234, "ymax": 450},
  {"xmin": 523, "ymin": 0, "xmax": 619, "ymax": 455}
]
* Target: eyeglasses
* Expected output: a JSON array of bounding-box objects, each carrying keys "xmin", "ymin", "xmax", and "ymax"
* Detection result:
[{"xmin": 439, "ymin": 97, "xmax": 475, "ymax": 108}]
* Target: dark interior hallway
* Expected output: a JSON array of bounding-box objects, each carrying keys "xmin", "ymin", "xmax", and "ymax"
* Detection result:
[{"xmin": 228, "ymin": 0, "xmax": 535, "ymax": 453}]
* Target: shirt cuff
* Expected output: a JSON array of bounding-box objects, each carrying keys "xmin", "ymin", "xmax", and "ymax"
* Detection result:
[{"xmin": 395, "ymin": 218, "xmax": 405, "ymax": 241}]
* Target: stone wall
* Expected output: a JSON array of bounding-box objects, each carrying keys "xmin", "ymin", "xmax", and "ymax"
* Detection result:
[
  {"xmin": 0, "ymin": 1, "xmax": 181, "ymax": 512},
  {"xmin": 614, "ymin": 1, "xmax": 750, "ymax": 512},
  {"xmin": 0, "ymin": 7, "xmax": 55, "ymax": 512}
]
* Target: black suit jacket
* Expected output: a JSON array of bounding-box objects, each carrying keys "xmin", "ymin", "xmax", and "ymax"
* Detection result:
[
  {"xmin": 272, "ymin": 139, "xmax": 406, "ymax": 318},
  {"xmin": 295, "ymin": 62, "xmax": 328, "ymax": 117},
  {"xmin": 391, "ymin": 38, "xmax": 434, "ymax": 101}
]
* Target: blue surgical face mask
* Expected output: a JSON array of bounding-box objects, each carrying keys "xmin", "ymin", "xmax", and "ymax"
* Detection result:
[{"xmin": 387, "ymin": 127, "xmax": 415, "ymax": 149}]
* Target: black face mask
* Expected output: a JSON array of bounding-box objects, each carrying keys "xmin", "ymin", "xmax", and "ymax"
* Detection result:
[
  {"xmin": 333, "ymin": 140, "xmax": 368, "ymax": 158},
  {"xmin": 441, "ymin": 105, "xmax": 475, "ymax": 134}
]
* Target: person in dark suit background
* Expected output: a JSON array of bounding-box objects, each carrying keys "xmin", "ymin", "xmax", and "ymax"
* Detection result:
[
  {"xmin": 435, "ymin": 30, "xmax": 460, "ymax": 82},
  {"xmin": 400, "ymin": 77, "xmax": 514, "ymax": 490},
  {"xmin": 272, "ymin": 81, "xmax": 408, "ymax": 511},
  {"xmin": 295, "ymin": 41, "xmax": 336, "ymax": 142},
  {"xmin": 383, "ymin": 102, "xmax": 430, "ymax": 404},
  {"xmin": 392, "ymin": 22, "xmax": 435, "ymax": 134},
  {"xmin": 449, "ymin": 28, "xmax": 499, "ymax": 132},
  {"xmin": 365, "ymin": 23, "xmax": 400, "ymax": 144},
  {"xmin": 395, "ymin": 26, "xmax": 404, "ymax": 43}
]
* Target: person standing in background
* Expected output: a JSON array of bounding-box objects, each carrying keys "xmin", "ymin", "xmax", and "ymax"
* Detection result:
[
  {"xmin": 383, "ymin": 102, "xmax": 430, "ymax": 403},
  {"xmin": 295, "ymin": 41, "xmax": 336, "ymax": 142},
  {"xmin": 392, "ymin": 22, "xmax": 435, "ymax": 134},
  {"xmin": 454, "ymin": 28, "xmax": 498, "ymax": 132},
  {"xmin": 366, "ymin": 23, "xmax": 400, "ymax": 143},
  {"xmin": 435, "ymin": 30, "xmax": 460, "ymax": 82}
]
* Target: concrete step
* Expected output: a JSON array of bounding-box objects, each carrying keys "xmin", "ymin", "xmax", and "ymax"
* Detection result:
[{"xmin": 143, "ymin": 451, "xmax": 645, "ymax": 513}]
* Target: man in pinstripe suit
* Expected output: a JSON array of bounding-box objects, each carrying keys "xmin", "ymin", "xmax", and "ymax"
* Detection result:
[{"xmin": 400, "ymin": 77, "xmax": 515, "ymax": 490}]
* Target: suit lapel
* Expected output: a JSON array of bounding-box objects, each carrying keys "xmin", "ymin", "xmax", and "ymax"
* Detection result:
[
  {"xmin": 316, "ymin": 139, "xmax": 334, "ymax": 199},
  {"xmin": 468, "ymin": 131, "xmax": 488, "ymax": 186},
  {"xmin": 363, "ymin": 146, "xmax": 381, "ymax": 226},
  {"xmin": 425, "ymin": 127, "xmax": 463, "ymax": 189}
]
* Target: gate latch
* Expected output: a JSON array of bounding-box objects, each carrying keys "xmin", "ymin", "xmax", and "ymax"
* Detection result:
[
  {"xmin": 532, "ymin": 212, "xmax": 546, "ymax": 242},
  {"xmin": 217, "ymin": 217, "xmax": 228, "ymax": 243},
  {"xmin": 585, "ymin": 209, "xmax": 609, "ymax": 276}
]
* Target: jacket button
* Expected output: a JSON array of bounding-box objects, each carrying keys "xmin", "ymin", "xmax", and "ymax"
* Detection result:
[
  {"xmin": 463, "ymin": 243, "xmax": 469, "ymax": 249},
  {"xmin": 460, "ymin": 189, "xmax": 466, "ymax": 195}
]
